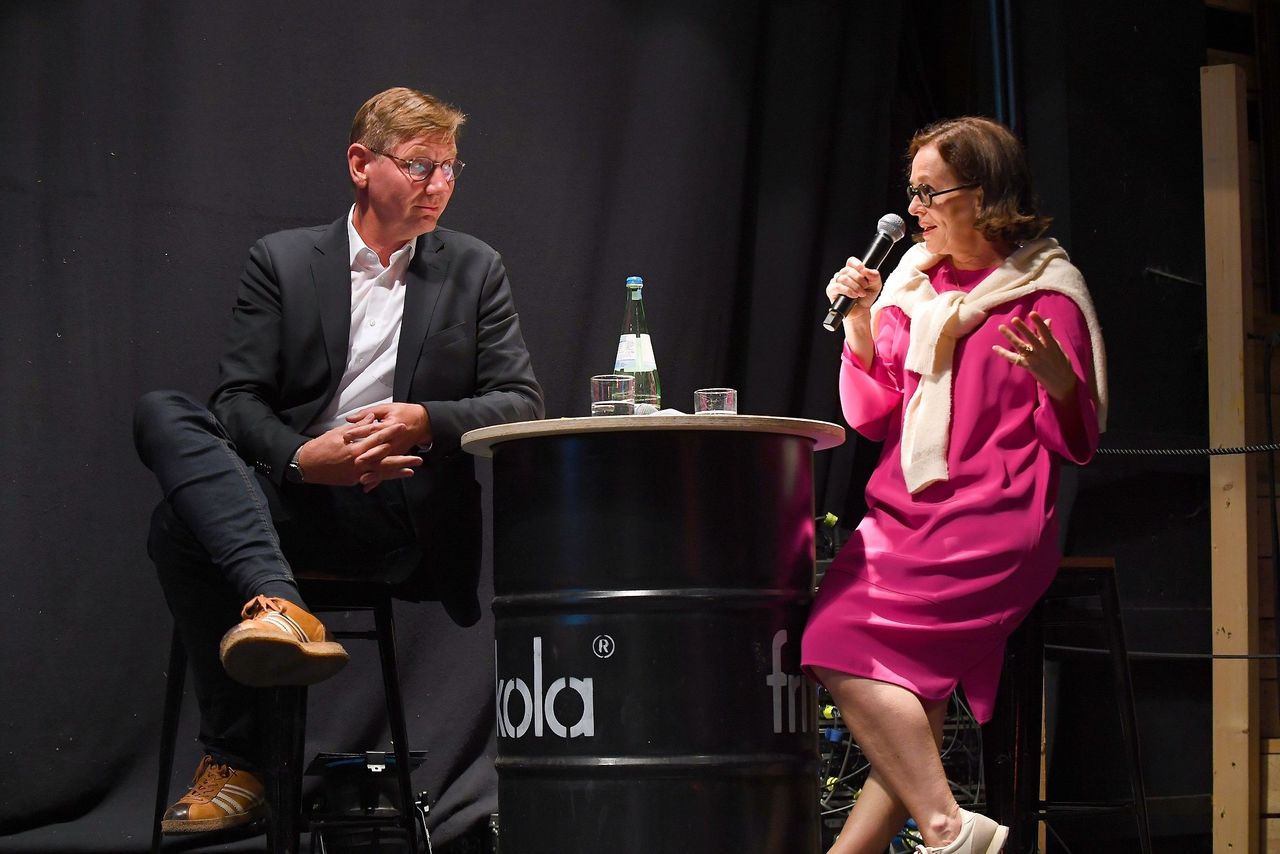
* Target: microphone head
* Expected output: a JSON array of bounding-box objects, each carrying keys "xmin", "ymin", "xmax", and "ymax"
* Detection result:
[{"xmin": 877, "ymin": 213, "xmax": 907, "ymax": 242}]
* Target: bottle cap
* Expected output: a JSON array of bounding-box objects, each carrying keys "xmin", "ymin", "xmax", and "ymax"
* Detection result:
[{"xmin": 625, "ymin": 275, "xmax": 644, "ymax": 288}]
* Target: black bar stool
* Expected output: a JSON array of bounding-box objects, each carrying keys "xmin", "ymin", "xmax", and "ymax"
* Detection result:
[
  {"xmin": 150, "ymin": 579, "xmax": 423, "ymax": 854},
  {"xmin": 983, "ymin": 556, "xmax": 1153, "ymax": 853}
]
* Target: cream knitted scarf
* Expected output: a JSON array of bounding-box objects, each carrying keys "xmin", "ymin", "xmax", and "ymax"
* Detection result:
[{"xmin": 871, "ymin": 237, "xmax": 1108, "ymax": 494}]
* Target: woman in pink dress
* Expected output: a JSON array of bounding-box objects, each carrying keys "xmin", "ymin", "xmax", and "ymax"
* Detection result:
[{"xmin": 801, "ymin": 117, "xmax": 1107, "ymax": 854}]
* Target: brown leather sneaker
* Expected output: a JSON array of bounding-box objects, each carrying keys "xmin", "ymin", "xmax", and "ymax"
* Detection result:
[
  {"xmin": 161, "ymin": 755, "xmax": 266, "ymax": 833},
  {"xmin": 219, "ymin": 595, "xmax": 349, "ymax": 687}
]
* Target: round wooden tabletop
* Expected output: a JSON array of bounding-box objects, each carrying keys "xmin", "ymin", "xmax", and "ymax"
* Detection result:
[{"xmin": 460, "ymin": 414, "xmax": 846, "ymax": 458}]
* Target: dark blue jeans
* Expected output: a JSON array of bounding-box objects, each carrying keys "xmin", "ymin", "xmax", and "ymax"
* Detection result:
[{"xmin": 134, "ymin": 390, "xmax": 419, "ymax": 770}]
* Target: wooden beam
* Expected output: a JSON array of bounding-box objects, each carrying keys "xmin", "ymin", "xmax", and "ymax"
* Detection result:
[{"xmin": 1204, "ymin": 62, "xmax": 1260, "ymax": 853}]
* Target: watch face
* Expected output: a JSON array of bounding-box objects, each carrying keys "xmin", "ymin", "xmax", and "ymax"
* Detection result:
[{"xmin": 286, "ymin": 462, "xmax": 303, "ymax": 484}]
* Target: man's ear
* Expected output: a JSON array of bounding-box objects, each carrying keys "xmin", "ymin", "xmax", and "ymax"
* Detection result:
[{"xmin": 347, "ymin": 143, "xmax": 373, "ymax": 188}]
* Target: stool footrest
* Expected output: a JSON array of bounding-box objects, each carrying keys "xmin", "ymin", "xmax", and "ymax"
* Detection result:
[
  {"xmin": 310, "ymin": 813, "xmax": 421, "ymax": 828},
  {"xmin": 331, "ymin": 630, "xmax": 380, "ymax": 640},
  {"xmin": 1039, "ymin": 799, "xmax": 1138, "ymax": 817}
]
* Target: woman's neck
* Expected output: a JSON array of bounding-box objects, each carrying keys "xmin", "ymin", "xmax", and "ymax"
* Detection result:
[{"xmin": 947, "ymin": 236, "xmax": 1008, "ymax": 270}]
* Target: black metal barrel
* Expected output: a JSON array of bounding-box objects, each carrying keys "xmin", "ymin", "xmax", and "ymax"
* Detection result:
[{"xmin": 489, "ymin": 426, "xmax": 821, "ymax": 854}]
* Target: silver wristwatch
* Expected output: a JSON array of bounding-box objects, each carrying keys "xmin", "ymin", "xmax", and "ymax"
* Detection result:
[{"xmin": 285, "ymin": 447, "xmax": 306, "ymax": 484}]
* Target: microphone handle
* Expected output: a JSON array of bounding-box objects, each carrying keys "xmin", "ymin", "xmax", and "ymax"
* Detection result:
[{"xmin": 821, "ymin": 232, "xmax": 896, "ymax": 332}]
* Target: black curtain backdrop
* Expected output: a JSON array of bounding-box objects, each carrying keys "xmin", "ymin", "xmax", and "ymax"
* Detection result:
[
  {"xmin": 0, "ymin": 1, "xmax": 911, "ymax": 850},
  {"xmin": 0, "ymin": 0, "xmax": 1218, "ymax": 851}
]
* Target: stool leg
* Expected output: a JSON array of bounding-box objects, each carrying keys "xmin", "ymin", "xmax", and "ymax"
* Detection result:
[
  {"xmin": 1099, "ymin": 573, "xmax": 1153, "ymax": 854},
  {"xmin": 265, "ymin": 686, "xmax": 308, "ymax": 854},
  {"xmin": 982, "ymin": 600, "xmax": 1043, "ymax": 850},
  {"xmin": 1011, "ymin": 603, "xmax": 1045, "ymax": 852},
  {"xmin": 151, "ymin": 628, "xmax": 187, "ymax": 854},
  {"xmin": 983, "ymin": 638, "xmax": 1019, "ymax": 829},
  {"xmin": 374, "ymin": 596, "xmax": 421, "ymax": 852}
]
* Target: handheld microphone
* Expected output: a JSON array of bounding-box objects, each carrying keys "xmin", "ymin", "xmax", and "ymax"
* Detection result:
[{"xmin": 821, "ymin": 213, "xmax": 907, "ymax": 332}]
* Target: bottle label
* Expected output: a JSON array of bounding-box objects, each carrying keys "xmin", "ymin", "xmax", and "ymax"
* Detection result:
[{"xmin": 614, "ymin": 334, "xmax": 656, "ymax": 371}]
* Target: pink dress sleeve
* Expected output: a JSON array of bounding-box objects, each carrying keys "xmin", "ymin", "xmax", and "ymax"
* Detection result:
[
  {"xmin": 1029, "ymin": 292, "xmax": 1099, "ymax": 463},
  {"xmin": 839, "ymin": 307, "xmax": 907, "ymax": 441}
]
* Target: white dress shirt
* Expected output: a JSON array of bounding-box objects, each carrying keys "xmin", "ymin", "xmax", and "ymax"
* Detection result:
[{"xmin": 304, "ymin": 207, "xmax": 415, "ymax": 436}]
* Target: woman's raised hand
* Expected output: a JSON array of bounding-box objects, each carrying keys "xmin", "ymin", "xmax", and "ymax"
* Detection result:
[{"xmin": 993, "ymin": 311, "xmax": 1078, "ymax": 402}]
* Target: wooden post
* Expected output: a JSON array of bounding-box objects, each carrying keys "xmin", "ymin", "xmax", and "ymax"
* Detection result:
[{"xmin": 1203, "ymin": 62, "xmax": 1260, "ymax": 853}]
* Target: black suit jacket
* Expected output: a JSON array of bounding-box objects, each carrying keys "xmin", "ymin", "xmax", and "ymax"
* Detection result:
[{"xmin": 209, "ymin": 216, "xmax": 543, "ymax": 623}]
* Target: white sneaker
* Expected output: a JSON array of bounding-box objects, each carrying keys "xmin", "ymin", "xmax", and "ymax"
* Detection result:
[{"xmin": 914, "ymin": 808, "xmax": 1009, "ymax": 854}]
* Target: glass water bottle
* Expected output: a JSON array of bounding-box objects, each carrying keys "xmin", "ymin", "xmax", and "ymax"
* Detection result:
[{"xmin": 613, "ymin": 275, "xmax": 661, "ymax": 413}]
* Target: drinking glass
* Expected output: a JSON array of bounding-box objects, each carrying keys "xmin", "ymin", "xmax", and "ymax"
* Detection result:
[
  {"xmin": 591, "ymin": 374, "xmax": 636, "ymax": 416},
  {"xmin": 694, "ymin": 388, "xmax": 738, "ymax": 414}
]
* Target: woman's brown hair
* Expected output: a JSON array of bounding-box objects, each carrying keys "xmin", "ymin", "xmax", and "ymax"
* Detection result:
[{"xmin": 908, "ymin": 116, "xmax": 1052, "ymax": 246}]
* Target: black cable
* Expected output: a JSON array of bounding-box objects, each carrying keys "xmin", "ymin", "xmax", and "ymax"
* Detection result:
[
  {"xmin": 1002, "ymin": 0, "xmax": 1019, "ymax": 136},
  {"xmin": 988, "ymin": 0, "xmax": 1006, "ymax": 126},
  {"xmin": 1095, "ymin": 443, "xmax": 1280, "ymax": 456},
  {"xmin": 1096, "ymin": 335, "xmax": 1280, "ymax": 457},
  {"xmin": 1045, "ymin": 643, "xmax": 1280, "ymax": 661}
]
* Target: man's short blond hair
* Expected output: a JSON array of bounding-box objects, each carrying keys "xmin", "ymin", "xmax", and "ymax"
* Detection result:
[{"xmin": 349, "ymin": 87, "xmax": 467, "ymax": 151}]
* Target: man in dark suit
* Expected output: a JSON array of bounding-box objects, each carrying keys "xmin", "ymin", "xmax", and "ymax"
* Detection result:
[{"xmin": 134, "ymin": 87, "xmax": 543, "ymax": 834}]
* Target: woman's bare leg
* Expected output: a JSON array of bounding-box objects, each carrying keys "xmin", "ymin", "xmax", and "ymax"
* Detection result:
[{"xmin": 814, "ymin": 667, "xmax": 961, "ymax": 850}]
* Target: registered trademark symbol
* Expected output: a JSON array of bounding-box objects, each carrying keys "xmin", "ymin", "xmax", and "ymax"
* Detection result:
[{"xmin": 592, "ymin": 635, "xmax": 615, "ymax": 659}]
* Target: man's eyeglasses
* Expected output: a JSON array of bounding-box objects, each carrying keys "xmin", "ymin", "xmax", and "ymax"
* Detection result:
[
  {"xmin": 907, "ymin": 182, "xmax": 979, "ymax": 208},
  {"xmin": 371, "ymin": 149, "xmax": 466, "ymax": 183}
]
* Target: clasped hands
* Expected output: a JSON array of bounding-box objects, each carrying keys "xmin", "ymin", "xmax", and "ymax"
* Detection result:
[{"xmin": 296, "ymin": 402, "xmax": 431, "ymax": 492}]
